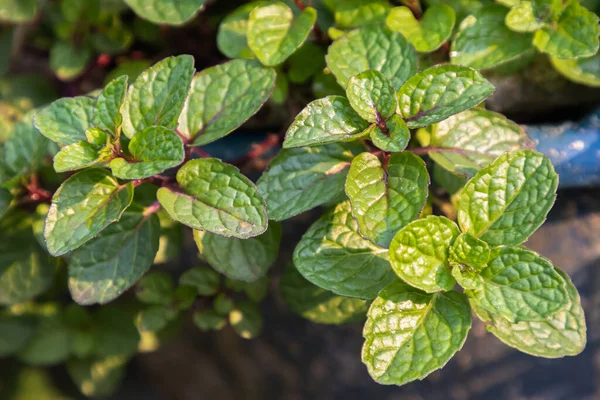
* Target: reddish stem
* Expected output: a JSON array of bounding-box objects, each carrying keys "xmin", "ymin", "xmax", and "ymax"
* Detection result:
[{"xmin": 231, "ymin": 134, "xmax": 280, "ymax": 167}]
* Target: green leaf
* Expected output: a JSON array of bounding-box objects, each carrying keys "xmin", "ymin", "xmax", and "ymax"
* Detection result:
[
  {"xmin": 179, "ymin": 266, "xmax": 220, "ymax": 296},
  {"xmin": 121, "ymin": 55, "xmax": 195, "ymax": 139},
  {"xmin": 94, "ymin": 75, "xmax": 128, "ymax": 135},
  {"xmin": 293, "ymin": 201, "xmax": 395, "ymax": 299},
  {"xmin": 333, "ymin": 0, "xmax": 392, "ymax": 29},
  {"xmin": 193, "ymin": 310, "xmax": 226, "ymax": 331},
  {"xmin": 136, "ymin": 305, "xmax": 177, "ymax": 332},
  {"xmin": 3, "ymin": 111, "xmax": 51, "ymax": 180},
  {"xmin": 67, "ymin": 356, "xmax": 127, "ymax": 398},
  {"xmin": 92, "ymin": 305, "xmax": 140, "ymax": 357},
  {"xmin": 458, "ymin": 150, "xmax": 558, "ymax": 246},
  {"xmin": 270, "ymin": 72, "xmax": 289, "ymax": 105},
  {"xmin": 49, "ymin": 41, "xmax": 91, "ymax": 81},
  {"xmin": 193, "ymin": 222, "xmax": 281, "ymax": 282},
  {"xmin": 362, "ymin": 281, "xmax": 472, "ymax": 385},
  {"xmin": 257, "ymin": 142, "xmax": 363, "ymax": 220},
  {"xmin": 86, "ymin": 127, "xmax": 109, "ymax": 145},
  {"xmin": 283, "ymin": 96, "xmax": 370, "ymax": 148},
  {"xmin": 157, "ymin": 158, "xmax": 267, "ymax": 238},
  {"xmin": 389, "ymin": 215, "xmax": 460, "ymax": 293},
  {"xmin": 533, "ymin": 1, "xmax": 599, "ymax": 59},
  {"xmin": 451, "ymin": 265, "xmax": 484, "ymax": 290},
  {"xmin": 0, "ymin": 315, "xmax": 37, "ymax": 357},
  {"xmin": 451, "ymin": 5, "xmax": 534, "ymax": 70},
  {"xmin": 34, "ymin": 96, "xmax": 95, "ymax": 145},
  {"xmin": 178, "ymin": 59, "xmax": 276, "ymax": 146},
  {"xmin": 346, "ymin": 152, "xmax": 429, "ymax": 248},
  {"xmin": 229, "ymin": 301, "xmax": 263, "ymax": 339},
  {"xmin": 247, "ymin": 2, "xmax": 317, "ymax": 66},
  {"xmin": 213, "ymin": 294, "xmax": 234, "ymax": 315},
  {"xmin": 367, "ymin": 114, "xmax": 411, "ymax": 152},
  {"xmin": 449, "ymin": 232, "xmax": 490, "ymax": 270},
  {"xmin": 17, "ymin": 315, "xmax": 72, "ymax": 366},
  {"xmin": 287, "ymin": 42, "xmax": 327, "ymax": 84},
  {"xmin": 386, "ymin": 5, "xmax": 455, "ymax": 53},
  {"xmin": 135, "ymin": 271, "xmax": 174, "ymax": 305},
  {"xmin": 217, "ymin": 1, "xmax": 268, "ymax": 59},
  {"xmin": 0, "ymin": 0, "xmax": 39, "ymax": 22},
  {"xmin": 326, "ymin": 24, "xmax": 418, "ymax": 89},
  {"xmin": 68, "ymin": 210, "xmax": 160, "ymax": 305},
  {"xmin": 346, "ymin": 70, "xmax": 397, "ymax": 123},
  {"xmin": 505, "ymin": 1, "xmax": 546, "ymax": 32},
  {"xmin": 110, "ymin": 126, "xmax": 184, "ymax": 179},
  {"xmin": 397, "ymin": 65, "xmax": 495, "ymax": 128},
  {"xmin": 53, "ymin": 141, "xmax": 107, "ymax": 173},
  {"xmin": 551, "ymin": 52, "xmax": 600, "ymax": 87},
  {"xmin": 470, "ymin": 246, "xmax": 569, "ymax": 322},
  {"xmin": 44, "ymin": 169, "xmax": 134, "ymax": 256},
  {"xmin": 280, "ymin": 264, "xmax": 369, "ymax": 324},
  {"xmin": 124, "ymin": 0, "xmax": 205, "ymax": 25},
  {"xmin": 484, "ymin": 269, "xmax": 586, "ymax": 357}
]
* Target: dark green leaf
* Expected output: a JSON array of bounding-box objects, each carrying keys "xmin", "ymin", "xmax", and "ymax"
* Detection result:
[
  {"xmin": 346, "ymin": 70, "xmax": 397, "ymax": 123},
  {"xmin": 179, "ymin": 267, "xmax": 220, "ymax": 296},
  {"xmin": 34, "ymin": 96, "xmax": 95, "ymax": 145}
]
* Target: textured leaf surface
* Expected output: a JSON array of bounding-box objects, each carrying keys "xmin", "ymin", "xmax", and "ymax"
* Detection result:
[
  {"xmin": 257, "ymin": 142, "xmax": 363, "ymax": 220},
  {"xmin": 334, "ymin": 0, "xmax": 392, "ymax": 29},
  {"xmin": 451, "ymin": 265, "xmax": 484, "ymax": 290},
  {"xmin": 110, "ymin": 126, "xmax": 184, "ymax": 179},
  {"xmin": 449, "ymin": 232, "xmax": 490, "ymax": 270},
  {"xmin": 551, "ymin": 53, "xmax": 600, "ymax": 87},
  {"xmin": 346, "ymin": 152, "xmax": 429, "ymax": 248},
  {"xmin": 389, "ymin": 216, "xmax": 460, "ymax": 293},
  {"xmin": 68, "ymin": 210, "xmax": 160, "ymax": 305},
  {"xmin": 157, "ymin": 158, "xmax": 267, "ymax": 238},
  {"xmin": 217, "ymin": 2, "xmax": 267, "ymax": 59},
  {"xmin": 34, "ymin": 96, "xmax": 95, "ymax": 145},
  {"xmin": 362, "ymin": 281, "xmax": 471, "ymax": 385},
  {"xmin": 293, "ymin": 201, "xmax": 395, "ymax": 299},
  {"xmin": 386, "ymin": 5, "xmax": 455, "ymax": 52},
  {"xmin": 179, "ymin": 59, "xmax": 276, "ymax": 145},
  {"xmin": 0, "ymin": 315, "xmax": 37, "ymax": 357},
  {"xmin": 346, "ymin": 70, "xmax": 397, "ymax": 123},
  {"xmin": 470, "ymin": 247, "xmax": 569, "ymax": 322},
  {"xmin": 458, "ymin": 150, "xmax": 558, "ymax": 246},
  {"xmin": 397, "ymin": 65, "xmax": 495, "ymax": 128},
  {"xmin": 283, "ymin": 96, "xmax": 369, "ymax": 148},
  {"xmin": 193, "ymin": 222, "xmax": 281, "ymax": 282},
  {"xmin": 280, "ymin": 264, "xmax": 369, "ymax": 325},
  {"xmin": 368, "ymin": 114, "xmax": 410, "ymax": 152},
  {"xmin": 121, "ymin": 55, "xmax": 195, "ymax": 139},
  {"xmin": 53, "ymin": 141, "xmax": 106, "ymax": 173},
  {"xmin": 124, "ymin": 0, "xmax": 205, "ymax": 25},
  {"xmin": 93, "ymin": 75, "xmax": 128, "ymax": 134},
  {"xmin": 326, "ymin": 24, "xmax": 418, "ymax": 89},
  {"xmin": 44, "ymin": 169, "xmax": 134, "ymax": 256},
  {"xmin": 247, "ymin": 2, "xmax": 316, "ymax": 66}
]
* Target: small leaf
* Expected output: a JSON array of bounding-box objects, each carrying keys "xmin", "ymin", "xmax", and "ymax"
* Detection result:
[
  {"xmin": 92, "ymin": 305, "xmax": 140, "ymax": 357},
  {"xmin": 50, "ymin": 41, "xmax": 91, "ymax": 81},
  {"xmin": 551, "ymin": 52, "xmax": 600, "ymax": 87},
  {"xmin": 229, "ymin": 301, "xmax": 263, "ymax": 339},
  {"xmin": 451, "ymin": 265, "xmax": 484, "ymax": 290},
  {"xmin": 362, "ymin": 281, "xmax": 472, "ymax": 386},
  {"xmin": 287, "ymin": 42, "xmax": 327, "ymax": 84},
  {"xmin": 533, "ymin": 1, "xmax": 599, "ymax": 59},
  {"xmin": 280, "ymin": 264, "xmax": 369, "ymax": 325},
  {"xmin": 397, "ymin": 65, "xmax": 495, "ymax": 128},
  {"xmin": 333, "ymin": 0, "xmax": 392, "ymax": 29},
  {"xmin": 193, "ymin": 222, "xmax": 281, "ymax": 282},
  {"xmin": 389, "ymin": 215, "xmax": 460, "ymax": 293},
  {"xmin": 257, "ymin": 142, "xmax": 363, "ymax": 221},
  {"xmin": 345, "ymin": 152, "xmax": 429, "ymax": 247},
  {"xmin": 34, "ymin": 96, "xmax": 95, "ymax": 145},
  {"xmin": 94, "ymin": 75, "xmax": 128, "ymax": 134},
  {"xmin": 283, "ymin": 96, "xmax": 370, "ymax": 148},
  {"xmin": 247, "ymin": 2, "xmax": 317, "ymax": 66},
  {"xmin": 0, "ymin": 0, "xmax": 39, "ymax": 22},
  {"xmin": 505, "ymin": 1, "xmax": 546, "ymax": 32},
  {"xmin": 293, "ymin": 201, "xmax": 395, "ymax": 299},
  {"xmin": 110, "ymin": 126, "xmax": 184, "ymax": 179},
  {"xmin": 217, "ymin": 1, "xmax": 267, "ymax": 59},
  {"xmin": 136, "ymin": 271, "xmax": 174, "ymax": 305},
  {"xmin": 449, "ymin": 232, "xmax": 490, "ymax": 271},
  {"xmin": 386, "ymin": 5, "xmax": 455, "ymax": 53},
  {"xmin": 469, "ymin": 246, "xmax": 569, "ymax": 322},
  {"xmin": 157, "ymin": 158, "xmax": 267, "ymax": 238},
  {"xmin": 86, "ymin": 127, "xmax": 109, "ymax": 145},
  {"xmin": 124, "ymin": 0, "xmax": 205, "ymax": 25},
  {"xmin": 178, "ymin": 59, "xmax": 276, "ymax": 146},
  {"xmin": 121, "ymin": 55, "xmax": 195, "ymax": 139},
  {"xmin": 17, "ymin": 315, "xmax": 71, "ymax": 366},
  {"xmin": 67, "ymin": 356, "xmax": 127, "ymax": 398},
  {"xmin": 346, "ymin": 70, "xmax": 397, "ymax": 123},
  {"xmin": 458, "ymin": 150, "xmax": 558, "ymax": 246},
  {"xmin": 193, "ymin": 310, "xmax": 226, "ymax": 331},
  {"xmin": 3, "ymin": 111, "xmax": 51, "ymax": 180},
  {"xmin": 368, "ymin": 114, "xmax": 411, "ymax": 152},
  {"xmin": 44, "ymin": 169, "xmax": 134, "ymax": 256},
  {"xmin": 326, "ymin": 24, "xmax": 418, "ymax": 89},
  {"xmin": 136, "ymin": 305, "xmax": 177, "ymax": 332},
  {"xmin": 53, "ymin": 141, "xmax": 107, "ymax": 173},
  {"xmin": 0, "ymin": 315, "xmax": 37, "ymax": 357},
  {"xmin": 179, "ymin": 267, "xmax": 220, "ymax": 296},
  {"xmin": 213, "ymin": 294, "xmax": 234, "ymax": 315}
]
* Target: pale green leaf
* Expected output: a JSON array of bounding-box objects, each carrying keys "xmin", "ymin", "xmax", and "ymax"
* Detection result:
[
  {"xmin": 551, "ymin": 52, "xmax": 600, "ymax": 87},
  {"xmin": 386, "ymin": 4, "xmax": 455, "ymax": 52},
  {"xmin": 136, "ymin": 305, "xmax": 177, "ymax": 332},
  {"xmin": 179, "ymin": 267, "xmax": 220, "ymax": 296},
  {"xmin": 94, "ymin": 75, "xmax": 128, "ymax": 134},
  {"xmin": 229, "ymin": 301, "xmax": 263, "ymax": 339},
  {"xmin": 334, "ymin": 0, "xmax": 392, "ymax": 29},
  {"xmin": 346, "ymin": 70, "xmax": 397, "ymax": 123},
  {"xmin": 217, "ymin": 1, "xmax": 267, "ymax": 59},
  {"xmin": 367, "ymin": 114, "xmax": 411, "ymax": 152},
  {"xmin": 0, "ymin": 0, "xmax": 39, "ymax": 22},
  {"xmin": 505, "ymin": 1, "xmax": 546, "ymax": 32},
  {"xmin": 49, "ymin": 41, "xmax": 91, "ymax": 81},
  {"xmin": 34, "ymin": 96, "xmax": 95, "ymax": 145},
  {"xmin": 67, "ymin": 356, "xmax": 127, "ymax": 398},
  {"xmin": 449, "ymin": 232, "xmax": 490, "ymax": 270},
  {"xmin": 53, "ymin": 141, "xmax": 107, "ymax": 173},
  {"xmin": 451, "ymin": 265, "xmax": 484, "ymax": 290},
  {"xmin": 86, "ymin": 127, "xmax": 109, "ymax": 145},
  {"xmin": 124, "ymin": 0, "xmax": 205, "ymax": 25}
]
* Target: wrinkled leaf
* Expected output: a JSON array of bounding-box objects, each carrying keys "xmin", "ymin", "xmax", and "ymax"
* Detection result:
[
  {"xmin": 34, "ymin": 96, "xmax": 95, "ymax": 145},
  {"xmin": 449, "ymin": 232, "xmax": 490, "ymax": 270},
  {"xmin": 94, "ymin": 75, "xmax": 128, "ymax": 134},
  {"xmin": 505, "ymin": 1, "xmax": 546, "ymax": 32},
  {"xmin": 53, "ymin": 141, "xmax": 107, "ymax": 173},
  {"xmin": 346, "ymin": 70, "xmax": 397, "ymax": 123},
  {"xmin": 334, "ymin": 0, "xmax": 392, "ymax": 29},
  {"xmin": 551, "ymin": 53, "xmax": 600, "ymax": 87},
  {"xmin": 367, "ymin": 114, "xmax": 411, "ymax": 152}
]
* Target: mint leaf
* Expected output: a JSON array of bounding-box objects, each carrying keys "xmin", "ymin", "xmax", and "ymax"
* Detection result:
[
  {"xmin": 67, "ymin": 356, "xmax": 127, "ymax": 398},
  {"xmin": 293, "ymin": 201, "xmax": 395, "ymax": 299},
  {"xmin": 247, "ymin": 2, "xmax": 317, "ymax": 66},
  {"xmin": 94, "ymin": 75, "xmax": 128, "ymax": 135},
  {"xmin": 257, "ymin": 142, "xmax": 363, "ymax": 220},
  {"xmin": 34, "ymin": 96, "xmax": 95, "ymax": 145},
  {"xmin": 121, "ymin": 55, "xmax": 195, "ymax": 139},
  {"xmin": 68, "ymin": 210, "xmax": 160, "ymax": 305},
  {"xmin": 193, "ymin": 310, "xmax": 226, "ymax": 331},
  {"xmin": 193, "ymin": 222, "xmax": 281, "ymax": 282},
  {"xmin": 280, "ymin": 264, "xmax": 369, "ymax": 325},
  {"xmin": 451, "ymin": 265, "xmax": 484, "ymax": 290},
  {"xmin": 551, "ymin": 53, "xmax": 600, "ymax": 87},
  {"xmin": 346, "ymin": 70, "xmax": 397, "ymax": 123},
  {"xmin": 124, "ymin": 0, "xmax": 205, "ymax": 25},
  {"xmin": 3, "ymin": 111, "xmax": 51, "ymax": 180},
  {"xmin": 157, "ymin": 158, "xmax": 267, "ymax": 238},
  {"xmin": 326, "ymin": 24, "xmax": 418, "ymax": 89},
  {"xmin": 213, "ymin": 294, "xmax": 234, "ymax": 315},
  {"xmin": 458, "ymin": 150, "xmax": 558, "ymax": 246},
  {"xmin": 110, "ymin": 126, "xmax": 184, "ymax": 179},
  {"xmin": 368, "ymin": 114, "xmax": 411, "ymax": 152},
  {"xmin": 505, "ymin": 1, "xmax": 547, "ymax": 32},
  {"xmin": 86, "ymin": 127, "xmax": 109, "ymax": 145},
  {"xmin": 136, "ymin": 271, "xmax": 174, "ymax": 305},
  {"xmin": 0, "ymin": 315, "xmax": 37, "ymax": 357},
  {"xmin": 449, "ymin": 232, "xmax": 490, "ymax": 270},
  {"xmin": 451, "ymin": 5, "xmax": 534, "ymax": 70},
  {"xmin": 389, "ymin": 215, "xmax": 460, "ymax": 293},
  {"xmin": 44, "ymin": 169, "xmax": 134, "ymax": 256},
  {"xmin": 179, "ymin": 267, "xmax": 219, "ymax": 296},
  {"xmin": 92, "ymin": 305, "xmax": 140, "ymax": 357},
  {"xmin": 386, "ymin": 4, "xmax": 455, "ymax": 53},
  {"xmin": 53, "ymin": 141, "xmax": 108, "ymax": 173},
  {"xmin": 229, "ymin": 301, "xmax": 263, "ymax": 339},
  {"xmin": 362, "ymin": 281, "xmax": 471, "ymax": 385},
  {"xmin": 0, "ymin": 0, "xmax": 39, "ymax": 22},
  {"xmin": 217, "ymin": 2, "xmax": 267, "ymax": 59},
  {"xmin": 17, "ymin": 315, "xmax": 71, "ymax": 366},
  {"xmin": 533, "ymin": 1, "xmax": 599, "ymax": 59},
  {"xmin": 469, "ymin": 246, "xmax": 569, "ymax": 322},
  {"xmin": 287, "ymin": 42, "xmax": 327, "ymax": 84},
  {"xmin": 397, "ymin": 65, "xmax": 495, "ymax": 128},
  {"xmin": 178, "ymin": 59, "xmax": 276, "ymax": 146},
  {"xmin": 49, "ymin": 41, "xmax": 91, "ymax": 81},
  {"xmin": 346, "ymin": 152, "xmax": 429, "ymax": 247},
  {"xmin": 333, "ymin": 0, "xmax": 392, "ymax": 29},
  {"xmin": 283, "ymin": 96, "xmax": 369, "ymax": 148}
]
